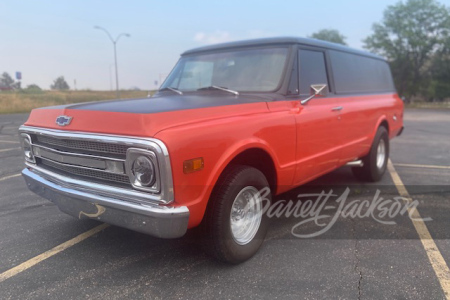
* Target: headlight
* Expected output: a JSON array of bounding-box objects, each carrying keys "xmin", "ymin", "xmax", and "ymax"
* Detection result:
[
  {"xmin": 131, "ymin": 156, "xmax": 155, "ymax": 187},
  {"xmin": 20, "ymin": 133, "xmax": 35, "ymax": 163},
  {"xmin": 126, "ymin": 148, "xmax": 160, "ymax": 193}
]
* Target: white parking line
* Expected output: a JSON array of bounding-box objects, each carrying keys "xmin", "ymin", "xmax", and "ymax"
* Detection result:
[
  {"xmin": 395, "ymin": 163, "xmax": 450, "ymax": 170},
  {"xmin": 0, "ymin": 140, "xmax": 20, "ymax": 144},
  {"xmin": 0, "ymin": 173, "xmax": 21, "ymax": 182},
  {"xmin": 0, "ymin": 147, "xmax": 20, "ymax": 153},
  {"xmin": 0, "ymin": 223, "xmax": 110, "ymax": 283},
  {"xmin": 388, "ymin": 160, "xmax": 450, "ymax": 299}
]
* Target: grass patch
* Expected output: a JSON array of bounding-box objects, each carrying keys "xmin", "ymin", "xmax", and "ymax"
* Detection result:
[{"xmin": 0, "ymin": 90, "xmax": 152, "ymax": 114}]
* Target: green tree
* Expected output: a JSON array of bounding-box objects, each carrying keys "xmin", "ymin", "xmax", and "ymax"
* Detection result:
[
  {"xmin": 0, "ymin": 72, "xmax": 15, "ymax": 88},
  {"xmin": 427, "ymin": 35, "xmax": 450, "ymax": 101},
  {"xmin": 310, "ymin": 29, "xmax": 347, "ymax": 45},
  {"xmin": 20, "ymin": 84, "xmax": 43, "ymax": 94},
  {"xmin": 26, "ymin": 84, "xmax": 42, "ymax": 90},
  {"xmin": 364, "ymin": 0, "xmax": 450, "ymax": 100},
  {"xmin": 50, "ymin": 76, "xmax": 70, "ymax": 90}
]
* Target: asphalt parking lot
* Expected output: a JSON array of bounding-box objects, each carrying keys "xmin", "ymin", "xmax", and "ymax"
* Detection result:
[{"xmin": 0, "ymin": 109, "xmax": 449, "ymax": 299}]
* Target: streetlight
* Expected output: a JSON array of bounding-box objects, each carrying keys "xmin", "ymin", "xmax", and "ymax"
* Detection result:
[
  {"xmin": 94, "ymin": 26, "xmax": 130, "ymax": 98},
  {"xmin": 109, "ymin": 64, "xmax": 115, "ymax": 91}
]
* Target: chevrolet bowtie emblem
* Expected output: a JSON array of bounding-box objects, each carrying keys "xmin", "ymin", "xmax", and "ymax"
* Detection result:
[{"xmin": 56, "ymin": 115, "xmax": 72, "ymax": 126}]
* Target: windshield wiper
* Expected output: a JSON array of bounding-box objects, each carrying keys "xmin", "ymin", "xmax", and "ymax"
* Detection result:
[
  {"xmin": 159, "ymin": 87, "xmax": 183, "ymax": 95},
  {"xmin": 197, "ymin": 85, "xmax": 239, "ymax": 96}
]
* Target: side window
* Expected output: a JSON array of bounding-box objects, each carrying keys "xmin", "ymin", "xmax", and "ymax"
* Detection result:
[
  {"xmin": 329, "ymin": 50, "xmax": 395, "ymax": 94},
  {"xmin": 298, "ymin": 49, "xmax": 329, "ymax": 96}
]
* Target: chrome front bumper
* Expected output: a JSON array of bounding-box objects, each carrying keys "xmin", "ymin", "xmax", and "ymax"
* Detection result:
[{"xmin": 22, "ymin": 168, "xmax": 189, "ymax": 238}]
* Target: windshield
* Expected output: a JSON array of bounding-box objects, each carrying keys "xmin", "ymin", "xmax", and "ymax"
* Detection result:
[{"xmin": 161, "ymin": 47, "xmax": 289, "ymax": 92}]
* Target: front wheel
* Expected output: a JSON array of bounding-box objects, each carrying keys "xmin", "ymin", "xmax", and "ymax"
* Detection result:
[
  {"xmin": 203, "ymin": 165, "xmax": 271, "ymax": 264},
  {"xmin": 352, "ymin": 126, "xmax": 389, "ymax": 182}
]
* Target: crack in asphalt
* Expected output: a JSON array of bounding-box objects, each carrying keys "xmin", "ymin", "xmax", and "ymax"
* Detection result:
[
  {"xmin": 355, "ymin": 239, "xmax": 362, "ymax": 300},
  {"xmin": 350, "ymin": 217, "xmax": 363, "ymax": 300}
]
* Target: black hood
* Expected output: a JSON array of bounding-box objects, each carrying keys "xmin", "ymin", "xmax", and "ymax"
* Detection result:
[{"xmin": 62, "ymin": 93, "xmax": 271, "ymax": 114}]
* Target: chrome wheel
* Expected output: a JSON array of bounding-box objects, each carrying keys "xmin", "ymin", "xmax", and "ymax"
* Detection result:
[
  {"xmin": 230, "ymin": 186, "xmax": 263, "ymax": 245},
  {"xmin": 376, "ymin": 139, "xmax": 386, "ymax": 170}
]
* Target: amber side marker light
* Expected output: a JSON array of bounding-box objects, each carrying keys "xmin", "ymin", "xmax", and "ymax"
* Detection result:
[{"xmin": 183, "ymin": 157, "xmax": 204, "ymax": 174}]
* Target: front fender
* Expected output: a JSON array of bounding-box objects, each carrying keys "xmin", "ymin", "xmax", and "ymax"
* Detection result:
[{"xmin": 155, "ymin": 111, "xmax": 296, "ymax": 228}]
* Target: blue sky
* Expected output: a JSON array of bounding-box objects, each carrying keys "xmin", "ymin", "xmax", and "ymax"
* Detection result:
[{"xmin": 1, "ymin": 0, "xmax": 405, "ymax": 91}]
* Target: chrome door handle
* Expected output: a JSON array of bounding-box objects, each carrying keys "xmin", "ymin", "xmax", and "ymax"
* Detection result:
[{"xmin": 331, "ymin": 106, "xmax": 343, "ymax": 111}]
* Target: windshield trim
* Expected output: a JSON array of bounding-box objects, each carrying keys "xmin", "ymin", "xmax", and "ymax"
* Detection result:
[{"xmin": 160, "ymin": 45, "xmax": 293, "ymax": 94}]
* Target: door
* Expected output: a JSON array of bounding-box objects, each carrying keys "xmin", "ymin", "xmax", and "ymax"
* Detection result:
[{"xmin": 292, "ymin": 49, "xmax": 342, "ymax": 185}]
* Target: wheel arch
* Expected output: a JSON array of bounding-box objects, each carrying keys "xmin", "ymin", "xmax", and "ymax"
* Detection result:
[
  {"xmin": 222, "ymin": 147, "xmax": 277, "ymax": 193},
  {"xmin": 373, "ymin": 116, "xmax": 390, "ymax": 140},
  {"xmin": 379, "ymin": 119, "xmax": 389, "ymax": 134},
  {"xmin": 194, "ymin": 144, "xmax": 280, "ymax": 228}
]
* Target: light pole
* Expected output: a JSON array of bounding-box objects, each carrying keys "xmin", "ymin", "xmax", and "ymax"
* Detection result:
[
  {"xmin": 94, "ymin": 26, "xmax": 130, "ymax": 98},
  {"xmin": 109, "ymin": 64, "xmax": 114, "ymax": 91}
]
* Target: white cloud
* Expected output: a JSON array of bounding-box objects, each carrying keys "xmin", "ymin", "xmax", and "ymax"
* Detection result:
[
  {"xmin": 193, "ymin": 30, "xmax": 233, "ymax": 44},
  {"xmin": 193, "ymin": 30, "xmax": 276, "ymax": 45},
  {"xmin": 193, "ymin": 32, "xmax": 206, "ymax": 42}
]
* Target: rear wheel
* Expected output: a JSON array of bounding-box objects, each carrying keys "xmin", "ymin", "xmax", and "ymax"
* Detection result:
[
  {"xmin": 352, "ymin": 126, "xmax": 389, "ymax": 182},
  {"xmin": 203, "ymin": 165, "xmax": 271, "ymax": 264}
]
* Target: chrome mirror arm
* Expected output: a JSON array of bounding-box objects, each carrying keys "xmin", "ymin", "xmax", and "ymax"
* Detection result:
[
  {"xmin": 300, "ymin": 84, "xmax": 328, "ymax": 105},
  {"xmin": 300, "ymin": 94, "xmax": 315, "ymax": 105}
]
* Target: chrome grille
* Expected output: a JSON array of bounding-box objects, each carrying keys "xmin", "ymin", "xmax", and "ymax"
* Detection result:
[
  {"xmin": 20, "ymin": 126, "xmax": 175, "ymax": 205},
  {"xmin": 41, "ymin": 159, "xmax": 130, "ymax": 185},
  {"xmin": 30, "ymin": 133, "xmax": 130, "ymax": 188},
  {"xmin": 36, "ymin": 135, "xmax": 128, "ymax": 156}
]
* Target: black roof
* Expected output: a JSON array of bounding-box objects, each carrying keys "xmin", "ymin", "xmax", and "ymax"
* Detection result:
[{"xmin": 182, "ymin": 37, "xmax": 384, "ymax": 60}]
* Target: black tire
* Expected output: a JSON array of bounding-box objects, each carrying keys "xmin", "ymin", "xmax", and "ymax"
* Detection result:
[
  {"xmin": 352, "ymin": 126, "xmax": 389, "ymax": 182},
  {"xmin": 202, "ymin": 165, "xmax": 271, "ymax": 264}
]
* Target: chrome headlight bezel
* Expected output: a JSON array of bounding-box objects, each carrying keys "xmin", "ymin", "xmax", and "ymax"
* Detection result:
[
  {"xmin": 125, "ymin": 148, "xmax": 161, "ymax": 193},
  {"xmin": 20, "ymin": 133, "xmax": 36, "ymax": 164}
]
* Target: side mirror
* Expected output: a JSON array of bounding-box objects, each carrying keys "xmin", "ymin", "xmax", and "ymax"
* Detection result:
[{"xmin": 300, "ymin": 84, "xmax": 328, "ymax": 105}]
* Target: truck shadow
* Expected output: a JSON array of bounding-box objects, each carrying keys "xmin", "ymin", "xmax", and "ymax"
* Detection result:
[{"xmin": 76, "ymin": 165, "xmax": 432, "ymax": 266}]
